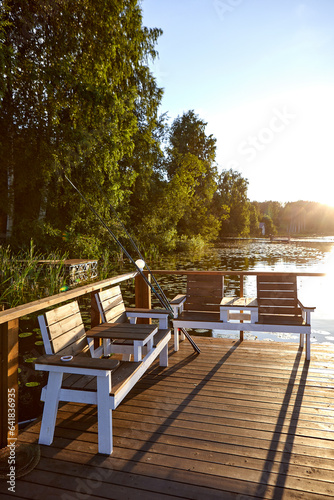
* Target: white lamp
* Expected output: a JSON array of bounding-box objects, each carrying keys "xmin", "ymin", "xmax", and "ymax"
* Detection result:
[{"xmin": 135, "ymin": 259, "xmax": 146, "ymax": 270}]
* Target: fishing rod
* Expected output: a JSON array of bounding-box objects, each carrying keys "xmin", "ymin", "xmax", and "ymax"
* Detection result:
[
  {"xmin": 64, "ymin": 175, "xmax": 200, "ymax": 353},
  {"xmin": 92, "ymin": 179, "xmax": 201, "ymax": 354},
  {"xmin": 65, "ymin": 175, "xmax": 170, "ymax": 311}
]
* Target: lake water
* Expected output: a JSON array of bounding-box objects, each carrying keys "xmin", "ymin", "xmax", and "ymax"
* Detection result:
[{"xmin": 137, "ymin": 237, "xmax": 334, "ymax": 346}]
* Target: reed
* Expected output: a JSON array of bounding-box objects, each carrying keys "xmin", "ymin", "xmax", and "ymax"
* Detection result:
[{"xmin": 0, "ymin": 240, "xmax": 68, "ymax": 309}]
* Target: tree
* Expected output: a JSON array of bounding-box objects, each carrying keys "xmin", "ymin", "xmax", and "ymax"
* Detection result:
[
  {"xmin": 261, "ymin": 214, "xmax": 277, "ymax": 236},
  {"xmin": 216, "ymin": 169, "xmax": 250, "ymax": 237},
  {"xmin": 249, "ymin": 203, "xmax": 261, "ymax": 236},
  {"xmin": 0, "ymin": 0, "xmax": 163, "ymax": 255},
  {"xmin": 165, "ymin": 110, "xmax": 220, "ymax": 242}
]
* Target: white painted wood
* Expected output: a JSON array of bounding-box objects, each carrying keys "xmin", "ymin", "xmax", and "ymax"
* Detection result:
[
  {"xmin": 133, "ymin": 342, "xmax": 142, "ymax": 362},
  {"xmin": 146, "ymin": 337, "xmax": 154, "ymax": 353},
  {"xmin": 38, "ymin": 372, "xmax": 63, "ymax": 446},
  {"xmin": 170, "ymin": 295, "xmax": 186, "ymax": 319},
  {"xmin": 41, "ymin": 386, "xmax": 98, "ymax": 405},
  {"xmin": 58, "ymin": 388, "xmax": 98, "ymax": 405},
  {"xmin": 173, "ymin": 317, "xmax": 312, "ymax": 334},
  {"xmin": 126, "ymin": 310, "xmax": 169, "ymax": 329},
  {"xmin": 111, "ymin": 330, "xmax": 171, "ymax": 408},
  {"xmin": 159, "ymin": 344, "xmax": 168, "ymax": 367},
  {"xmin": 174, "ymin": 327, "xmax": 179, "ymax": 351},
  {"xmin": 38, "ymin": 314, "xmax": 53, "ymax": 354},
  {"xmin": 220, "ymin": 309, "xmax": 229, "ymax": 322},
  {"xmin": 97, "ymin": 372, "xmax": 113, "ymax": 454},
  {"xmin": 251, "ymin": 309, "xmax": 259, "ymax": 323},
  {"xmin": 35, "ymin": 363, "xmax": 112, "ymax": 378},
  {"xmin": 306, "ymin": 334, "xmax": 311, "ymax": 360}
]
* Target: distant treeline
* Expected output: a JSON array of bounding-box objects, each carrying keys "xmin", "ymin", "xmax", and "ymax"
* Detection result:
[
  {"xmin": 252, "ymin": 200, "xmax": 334, "ymax": 237},
  {"xmin": 1, "ymin": 1, "xmax": 333, "ymax": 259}
]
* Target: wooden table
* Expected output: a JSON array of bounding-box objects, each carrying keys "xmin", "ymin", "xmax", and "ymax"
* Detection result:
[
  {"xmin": 220, "ymin": 297, "xmax": 259, "ymax": 322},
  {"xmin": 85, "ymin": 323, "xmax": 158, "ymax": 361}
]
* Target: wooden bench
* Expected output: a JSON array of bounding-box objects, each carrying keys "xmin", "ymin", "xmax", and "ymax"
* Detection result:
[
  {"xmin": 35, "ymin": 300, "xmax": 171, "ymax": 454},
  {"xmin": 219, "ymin": 274, "xmax": 315, "ymax": 357},
  {"xmin": 171, "ymin": 273, "xmax": 315, "ymax": 359},
  {"xmin": 171, "ymin": 274, "xmax": 224, "ymax": 351}
]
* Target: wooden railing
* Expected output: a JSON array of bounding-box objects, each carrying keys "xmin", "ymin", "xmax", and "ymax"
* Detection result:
[{"xmin": 0, "ymin": 271, "xmax": 137, "ymax": 449}]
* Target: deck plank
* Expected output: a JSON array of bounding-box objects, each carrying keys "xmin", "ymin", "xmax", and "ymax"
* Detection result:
[{"xmin": 2, "ymin": 337, "xmax": 334, "ymax": 499}]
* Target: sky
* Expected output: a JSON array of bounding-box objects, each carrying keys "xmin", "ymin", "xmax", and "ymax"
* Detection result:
[{"xmin": 141, "ymin": 0, "xmax": 334, "ymax": 205}]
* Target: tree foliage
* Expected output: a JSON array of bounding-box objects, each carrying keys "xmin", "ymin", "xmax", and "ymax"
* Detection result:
[
  {"xmin": 0, "ymin": 0, "xmax": 163, "ymax": 255},
  {"xmin": 165, "ymin": 110, "xmax": 220, "ymax": 243}
]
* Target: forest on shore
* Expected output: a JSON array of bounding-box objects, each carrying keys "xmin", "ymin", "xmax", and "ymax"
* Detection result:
[{"xmin": 1, "ymin": 1, "xmax": 334, "ymax": 259}]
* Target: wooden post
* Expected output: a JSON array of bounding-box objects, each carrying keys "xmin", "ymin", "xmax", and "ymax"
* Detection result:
[
  {"xmin": 240, "ymin": 275, "xmax": 244, "ymax": 342},
  {"xmin": 0, "ymin": 319, "xmax": 19, "ymax": 448},
  {"xmin": 135, "ymin": 273, "xmax": 151, "ymax": 324}
]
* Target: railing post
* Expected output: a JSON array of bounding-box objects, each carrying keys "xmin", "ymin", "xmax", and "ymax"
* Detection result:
[
  {"xmin": 240, "ymin": 275, "xmax": 244, "ymax": 342},
  {"xmin": 0, "ymin": 319, "xmax": 19, "ymax": 448},
  {"xmin": 135, "ymin": 272, "xmax": 151, "ymax": 324}
]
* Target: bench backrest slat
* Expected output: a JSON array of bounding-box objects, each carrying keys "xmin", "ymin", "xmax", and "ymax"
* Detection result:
[
  {"xmin": 257, "ymin": 274, "xmax": 302, "ymax": 324},
  {"xmin": 185, "ymin": 275, "xmax": 224, "ymax": 312},
  {"xmin": 39, "ymin": 301, "xmax": 89, "ymax": 356},
  {"xmin": 96, "ymin": 285, "xmax": 128, "ymax": 323}
]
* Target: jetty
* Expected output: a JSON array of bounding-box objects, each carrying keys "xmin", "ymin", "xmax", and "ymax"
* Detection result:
[
  {"xmin": 270, "ymin": 236, "xmax": 291, "ymax": 243},
  {"xmin": 1, "ymin": 270, "xmax": 334, "ymax": 499}
]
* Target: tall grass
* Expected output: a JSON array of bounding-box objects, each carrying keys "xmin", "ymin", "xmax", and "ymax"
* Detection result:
[{"xmin": 0, "ymin": 240, "xmax": 68, "ymax": 309}]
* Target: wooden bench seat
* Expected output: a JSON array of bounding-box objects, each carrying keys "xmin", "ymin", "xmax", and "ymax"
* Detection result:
[{"xmin": 61, "ymin": 329, "xmax": 171, "ymax": 394}]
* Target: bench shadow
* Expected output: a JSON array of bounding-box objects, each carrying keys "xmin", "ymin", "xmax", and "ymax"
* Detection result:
[
  {"xmin": 113, "ymin": 341, "xmax": 241, "ymax": 470},
  {"xmin": 254, "ymin": 348, "xmax": 309, "ymax": 499}
]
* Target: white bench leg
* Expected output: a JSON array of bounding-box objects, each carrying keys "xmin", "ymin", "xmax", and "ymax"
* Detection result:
[
  {"xmin": 306, "ymin": 334, "xmax": 311, "ymax": 361},
  {"xmin": 220, "ymin": 309, "xmax": 229, "ymax": 322},
  {"xmin": 174, "ymin": 326, "xmax": 179, "ymax": 351},
  {"xmin": 97, "ymin": 373, "xmax": 112, "ymax": 454},
  {"xmin": 39, "ymin": 371, "xmax": 63, "ymax": 446},
  {"xmin": 159, "ymin": 344, "xmax": 168, "ymax": 367},
  {"xmin": 159, "ymin": 317, "xmax": 168, "ymax": 329},
  {"xmin": 300, "ymin": 333, "xmax": 304, "ymax": 348}
]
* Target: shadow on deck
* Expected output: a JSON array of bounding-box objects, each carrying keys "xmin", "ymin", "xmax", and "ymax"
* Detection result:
[{"xmin": 1, "ymin": 336, "xmax": 334, "ymax": 500}]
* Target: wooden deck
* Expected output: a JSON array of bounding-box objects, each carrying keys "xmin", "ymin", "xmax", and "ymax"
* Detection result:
[{"xmin": 2, "ymin": 336, "xmax": 334, "ymax": 499}]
